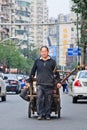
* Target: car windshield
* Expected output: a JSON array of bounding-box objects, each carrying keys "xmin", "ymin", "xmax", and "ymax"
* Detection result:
[
  {"xmin": 3, "ymin": 74, "xmax": 17, "ymax": 80},
  {"xmin": 78, "ymin": 72, "xmax": 87, "ymax": 78}
]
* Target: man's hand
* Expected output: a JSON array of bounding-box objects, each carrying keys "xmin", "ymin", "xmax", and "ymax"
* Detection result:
[{"xmin": 57, "ymin": 83, "xmax": 62, "ymax": 88}]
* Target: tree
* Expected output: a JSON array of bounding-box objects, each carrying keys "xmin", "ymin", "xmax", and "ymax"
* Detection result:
[
  {"xmin": 20, "ymin": 47, "xmax": 39, "ymax": 60},
  {"xmin": 0, "ymin": 41, "xmax": 27, "ymax": 73},
  {"xmin": 72, "ymin": 0, "xmax": 87, "ymax": 65},
  {"xmin": 0, "ymin": 40, "xmax": 39, "ymax": 74}
]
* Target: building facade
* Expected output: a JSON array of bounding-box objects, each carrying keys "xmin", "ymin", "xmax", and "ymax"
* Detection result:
[
  {"xmin": 48, "ymin": 13, "xmax": 78, "ymax": 68},
  {"xmin": 0, "ymin": 0, "xmax": 15, "ymax": 40},
  {"xmin": 0, "ymin": 0, "xmax": 31, "ymax": 42},
  {"xmin": 30, "ymin": 0, "xmax": 48, "ymax": 47},
  {"xmin": 0, "ymin": 0, "xmax": 48, "ymax": 49},
  {"xmin": 58, "ymin": 13, "xmax": 79, "ymax": 69}
]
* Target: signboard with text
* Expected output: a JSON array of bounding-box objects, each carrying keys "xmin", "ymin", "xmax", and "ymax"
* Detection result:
[
  {"xmin": 49, "ymin": 46, "xmax": 57, "ymax": 59},
  {"xmin": 67, "ymin": 48, "xmax": 81, "ymax": 56}
]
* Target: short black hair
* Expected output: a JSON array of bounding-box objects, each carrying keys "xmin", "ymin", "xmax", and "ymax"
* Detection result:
[{"xmin": 40, "ymin": 46, "xmax": 49, "ymax": 51}]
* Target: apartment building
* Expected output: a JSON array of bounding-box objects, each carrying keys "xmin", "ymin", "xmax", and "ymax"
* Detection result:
[
  {"xmin": 0, "ymin": 0, "xmax": 15, "ymax": 40},
  {"xmin": 0, "ymin": 0, "xmax": 48, "ymax": 49},
  {"xmin": 15, "ymin": 0, "xmax": 31, "ymax": 49},
  {"xmin": 30, "ymin": 0, "xmax": 48, "ymax": 47},
  {"xmin": 0, "ymin": 0, "xmax": 31, "ymax": 40}
]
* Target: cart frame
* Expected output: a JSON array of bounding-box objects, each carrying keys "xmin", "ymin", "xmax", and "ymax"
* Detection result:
[{"xmin": 28, "ymin": 80, "xmax": 61, "ymax": 118}]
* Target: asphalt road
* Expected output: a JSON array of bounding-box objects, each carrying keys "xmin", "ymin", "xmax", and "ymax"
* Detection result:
[{"xmin": 0, "ymin": 90, "xmax": 87, "ymax": 130}]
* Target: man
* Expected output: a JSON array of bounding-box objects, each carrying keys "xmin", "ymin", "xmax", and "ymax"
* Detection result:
[{"xmin": 29, "ymin": 46, "xmax": 61, "ymax": 120}]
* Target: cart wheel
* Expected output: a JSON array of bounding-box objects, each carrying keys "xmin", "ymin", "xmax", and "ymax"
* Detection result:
[
  {"xmin": 28, "ymin": 102, "xmax": 32, "ymax": 118},
  {"xmin": 57, "ymin": 101, "xmax": 61, "ymax": 118}
]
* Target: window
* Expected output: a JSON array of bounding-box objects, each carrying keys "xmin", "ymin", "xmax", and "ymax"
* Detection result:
[
  {"xmin": 16, "ymin": 30, "xmax": 26, "ymax": 35},
  {"xmin": 16, "ymin": 10, "xmax": 30, "ymax": 17},
  {"xmin": 78, "ymin": 72, "xmax": 87, "ymax": 78},
  {"xmin": 16, "ymin": 1, "xmax": 30, "ymax": 7}
]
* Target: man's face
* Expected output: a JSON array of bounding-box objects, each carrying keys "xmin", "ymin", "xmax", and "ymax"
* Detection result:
[{"xmin": 40, "ymin": 47, "xmax": 49, "ymax": 58}]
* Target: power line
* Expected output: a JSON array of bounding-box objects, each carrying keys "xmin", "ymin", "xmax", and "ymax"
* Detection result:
[{"xmin": 0, "ymin": 22, "xmax": 77, "ymax": 26}]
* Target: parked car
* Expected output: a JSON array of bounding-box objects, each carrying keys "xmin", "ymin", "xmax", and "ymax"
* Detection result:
[
  {"xmin": 0, "ymin": 75, "xmax": 6, "ymax": 101},
  {"xmin": 72, "ymin": 70, "xmax": 87, "ymax": 103},
  {"xmin": 3, "ymin": 74, "xmax": 21, "ymax": 94}
]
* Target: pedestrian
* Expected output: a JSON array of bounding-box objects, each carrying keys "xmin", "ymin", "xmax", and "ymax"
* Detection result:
[
  {"xmin": 62, "ymin": 81, "xmax": 67, "ymax": 94},
  {"xmin": 29, "ymin": 46, "xmax": 61, "ymax": 120},
  {"xmin": 85, "ymin": 66, "xmax": 87, "ymax": 70},
  {"xmin": 62, "ymin": 75, "xmax": 67, "ymax": 94},
  {"xmin": 80, "ymin": 64, "xmax": 85, "ymax": 70},
  {"xmin": 65, "ymin": 80, "xmax": 69, "ymax": 94}
]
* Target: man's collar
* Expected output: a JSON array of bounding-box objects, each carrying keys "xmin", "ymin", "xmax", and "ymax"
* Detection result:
[{"xmin": 40, "ymin": 56, "xmax": 51, "ymax": 60}]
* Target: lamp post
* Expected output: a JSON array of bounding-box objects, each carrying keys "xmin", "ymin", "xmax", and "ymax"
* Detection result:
[
  {"xmin": 76, "ymin": 12, "xmax": 80, "ymax": 66},
  {"xmin": 0, "ymin": 36, "xmax": 17, "ymax": 44}
]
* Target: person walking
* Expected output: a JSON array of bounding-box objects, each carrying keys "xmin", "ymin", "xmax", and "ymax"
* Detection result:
[
  {"xmin": 62, "ymin": 75, "xmax": 67, "ymax": 93},
  {"xmin": 85, "ymin": 66, "xmax": 87, "ymax": 70},
  {"xmin": 29, "ymin": 46, "xmax": 61, "ymax": 120}
]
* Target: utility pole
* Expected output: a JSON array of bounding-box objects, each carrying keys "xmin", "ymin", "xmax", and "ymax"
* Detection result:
[
  {"xmin": 83, "ymin": 42, "xmax": 86, "ymax": 65},
  {"xmin": 76, "ymin": 12, "xmax": 80, "ymax": 66}
]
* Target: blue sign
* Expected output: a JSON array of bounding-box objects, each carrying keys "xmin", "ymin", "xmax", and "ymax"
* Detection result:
[
  {"xmin": 67, "ymin": 48, "xmax": 73, "ymax": 56},
  {"xmin": 67, "ymin": 48, "xmax": 81, "ymax": 56},
  {"xmin": 49, "ymin": 46, "xmax": 57, "ymax": 57}
]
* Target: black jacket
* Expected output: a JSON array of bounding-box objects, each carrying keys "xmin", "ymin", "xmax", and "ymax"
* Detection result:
[{"xmin": 29, "ymin": 57, "xmax": 61, "ymax": 87}]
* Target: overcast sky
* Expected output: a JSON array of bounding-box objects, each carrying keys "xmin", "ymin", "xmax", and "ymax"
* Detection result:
[{"xmin": 47, "ymin": 0, "xmax": 71, "ymax": 18}]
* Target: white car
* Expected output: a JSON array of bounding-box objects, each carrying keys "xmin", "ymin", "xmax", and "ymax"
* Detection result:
[
  {"xmin": 0, "ymin": 77, "xmax": 6, "ymax": 101},
  {"xmin": 72, "ymin": 70, "xmax": 87, "ymax": 103}
]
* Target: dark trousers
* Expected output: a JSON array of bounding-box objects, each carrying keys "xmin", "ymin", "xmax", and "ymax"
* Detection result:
[
  {"xmin": 62, "ymin": 84, "xmax": 67, "ymax": 93},
  {"xmin": 36, "ymin": 85, "xmax": 53, "ymax": 117}
]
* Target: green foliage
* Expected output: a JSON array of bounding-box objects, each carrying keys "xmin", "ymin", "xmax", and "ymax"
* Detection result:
[
  {"xmin": 72, "ymin": 0, "xmax": 87, "ymax": 17},
  {"xmin": 72, "ymin": 0, "xmax": 87, "ymax": 65},
  {"xmin": 30, "ymin": 48, "xmax": 39, "ymax": 60},
  {"xmin": 72, "ymin": 0, "xmax": 87, "ymax": 45},
  {"xmin": 70, "ymin": 62, "xmax": 77, "ymax": 70},
  {"xmin": 0, "ymin": 40, "xmax": 40, "ymax": 74},
  {"xmin": 0, "ymin": 42, "xmax": 24, "ymax": 68},
  {"xmin": 20, "ymin": 47, "xmax": 39, "ymax": 60}
]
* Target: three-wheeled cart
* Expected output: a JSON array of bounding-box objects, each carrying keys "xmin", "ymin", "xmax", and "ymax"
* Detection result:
[
  {"xmin": 28, "ymin": 68, "xmax": 76, "ymax": 118},
  {"xmin": 28, "ymin": 79, "xmax": 61, "ymax": 118}
]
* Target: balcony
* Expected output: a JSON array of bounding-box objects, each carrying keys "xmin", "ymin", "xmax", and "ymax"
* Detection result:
[{"xmin": 1, "ymin": 0, "xmax": 9, "ymax": 6}]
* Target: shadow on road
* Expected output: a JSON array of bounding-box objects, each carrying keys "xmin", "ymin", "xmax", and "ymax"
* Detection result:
[{"xmin": 27, "ymin": 115, "xmax": 63, "ymax": 121}]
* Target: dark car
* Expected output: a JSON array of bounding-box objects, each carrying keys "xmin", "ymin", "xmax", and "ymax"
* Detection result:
[{"xmin": 3, "ymin": 74, "xmax": 21, "ymax": 94}]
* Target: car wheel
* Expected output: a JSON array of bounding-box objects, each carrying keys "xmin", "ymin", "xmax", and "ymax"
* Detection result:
[
  {"xmin": 16, "ymin": 90, "xmax": 19, "ymax": 94},
  {"xmin": 72, "ymin": 97, "xmax": 77, "ymax": 103},
  {"xmin": 1, "ymin": 95, "xmax": 6, "ymax": 102}
]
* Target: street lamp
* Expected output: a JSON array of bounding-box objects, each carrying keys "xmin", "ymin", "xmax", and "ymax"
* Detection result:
[
  {"xmin": 0, "ymin": 36, "xmax": 17, "ymax": 44},
  {"xmin": 76, "ymin": 12, "xmax": 80, "ymax": 66}
]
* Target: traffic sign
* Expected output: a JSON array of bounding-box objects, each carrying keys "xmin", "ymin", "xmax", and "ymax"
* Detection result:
[
  {"xmin": 67, "ymin": 48, "xmax": 73, "ymax": 56},
  {"xmin": 67, "ymin": 48, "xmax": 81, "ymax": 56},
  {"xmin": 49, "ymin": 46, "xmax": 57, "ymax": 57}
]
